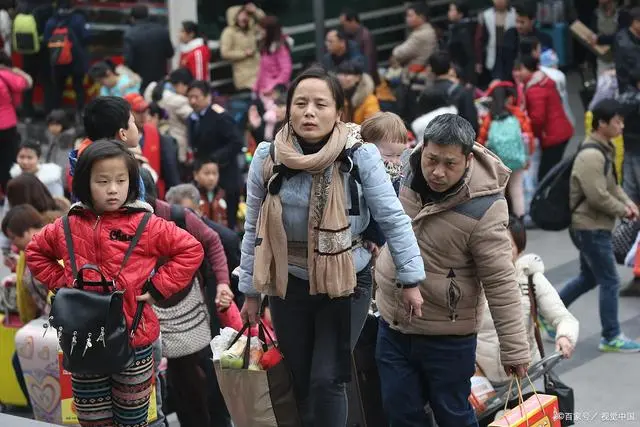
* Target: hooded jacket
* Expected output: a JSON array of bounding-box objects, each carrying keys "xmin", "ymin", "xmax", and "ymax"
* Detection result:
[
  {"xmin": 10, "ymin": 163, "xmax": 64, "ymax": 198},
  {"xmin": 374, "ymin": 143, "xmax": 530, "ymax": 366},
  {"xmin": 25, "ymin": 201, "xmax": 204, "ymax": 347},
  {"xmin": 219, "ymin": 5, "xmax": 265, "ymax": 90},
  {"xmin": 343, "ymin": 73, "xmax": 380, "ymax": 125},
  {"xmin": 476, "ymin": 254, "xmax": 579, "ymax": 383},
  {"xmin": 253, "ymin": 38, "xmax": 292, "ymax": 95},
  {"xmin": 180, "ymin": 37, "xmax": 211, "ymax": 81}
]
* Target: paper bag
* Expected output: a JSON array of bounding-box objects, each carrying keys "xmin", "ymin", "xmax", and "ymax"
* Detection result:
[
  {"xmin": 59, "ymin": 352, "xmax": 157, "ymax": 424},
  {"xmin": 469, "ymin": 365, "xmax": 497, "ymax": 413},
  {"xmin": 489, "ymin": 393, "xmax": 561, "ymax": 427},
  {"xmin": 570, "ymin": 21, "xmax": 610, "ymax": 57}
]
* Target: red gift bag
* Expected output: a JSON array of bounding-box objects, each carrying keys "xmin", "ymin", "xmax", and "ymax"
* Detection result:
[{"xmin": 489, "ymin": 376, "xmax": 561, "ymax": 427}]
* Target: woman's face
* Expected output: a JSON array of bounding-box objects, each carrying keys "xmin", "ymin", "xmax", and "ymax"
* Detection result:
[
  {"xmin": 337, "ymin": 73, "xmax": 360, "ymax": 91},
  {"xmin": 289, "ymin": 78, "xmax": 341, "ymax": 143},
  {"xmin": 17, "ymin": 148, "xmax": 39, "ymax": 174}
]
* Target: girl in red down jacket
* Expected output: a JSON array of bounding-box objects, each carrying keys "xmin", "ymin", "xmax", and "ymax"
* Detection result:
[
  {"xmin": 179, "ymin": 21, "xmax": 211, "ymax": 81},
  {"xmin": 26, "ymin": 140, "xmax": 203, "ymax": 427}
]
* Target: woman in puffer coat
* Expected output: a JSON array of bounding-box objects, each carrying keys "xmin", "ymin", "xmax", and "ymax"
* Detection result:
[
  {"xmin": 476, "ymin": 216, "xmax": 579, "ymax": 383},
  {"xmin": 26, "ymin": 140, "xmax": 203, "ymax": 427}
]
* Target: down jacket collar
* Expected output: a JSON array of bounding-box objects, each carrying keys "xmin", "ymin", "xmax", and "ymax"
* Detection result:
[
  {"xmin": 404, "ymin": 142, "xmax": 510, "ymax": 219},
  {"xmin": 350, "ymin": 73, "xmax": 376, "ymax": 110},
  {"xmin": 68, "ymin": 200, "xmax": 154, "ymax": 217}
]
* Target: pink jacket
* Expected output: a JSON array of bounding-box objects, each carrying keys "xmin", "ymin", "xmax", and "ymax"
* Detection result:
[
  {"xmin": 253, "ymin": 41, "xmax": 292, "ymax": 95},
  {"xmin": 0, "ymin": 68, "xmax": 30, "ymax": 130}
]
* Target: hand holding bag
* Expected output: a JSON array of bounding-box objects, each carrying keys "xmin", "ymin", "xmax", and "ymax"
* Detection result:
[
  {"xmin": 215, "ymin": 322, "xmax": 301, "ymax": 427},
  {"xmin": 528, "ymin": 276, "xmax": 575, "ymax": 426},
  {"xmin": 46, "ymin": 213, "xmax": 151, "ymax": 375}
]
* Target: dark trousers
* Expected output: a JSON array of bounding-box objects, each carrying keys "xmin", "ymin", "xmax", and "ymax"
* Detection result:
[
  {"xmin": 167, "ymin": 346, "xmax": 231, "ymax": 427},
  {"xmin": 538, "ymin": 141, "xmax": 569, "ymax": 182},
  {"xmin": 269, "ymin": 267, "xmax": 373, "ymax": 427},
  {"xmin": 51, "ymin": 65, "xmax": 85, "ymax": 112},
  {"xmin": 0, "ymin": 127, "xmax": 20, "ymax": 193},
  {"xmin": 376, "ymin": 319, "xmax": 478, "ymax": 427}
]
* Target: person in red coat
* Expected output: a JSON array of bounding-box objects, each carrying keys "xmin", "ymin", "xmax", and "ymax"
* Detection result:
[
  {"xmin": 26, "ymin": 140, "xmax": 203, "ymax": 427},
  {"xmin": 179, "ymin": 21, "xmax": 211, "ymax": 81},
  {"xmin": 516, "ymin": 54, "xmax": 574, "ymax": 181}
]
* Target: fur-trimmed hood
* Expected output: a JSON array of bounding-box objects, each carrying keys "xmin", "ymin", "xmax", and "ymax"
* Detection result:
[
  {"xmin": 11, "ymin": 163, "xmax": 62, "ymax": 186},
  {"xmin": 350, "ymin": 73, "xmax": 376, "ymax": 109}
]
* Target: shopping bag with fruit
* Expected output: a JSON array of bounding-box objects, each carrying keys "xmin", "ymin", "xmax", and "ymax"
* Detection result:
[{"xmin": 214, "ymin": 321, "xmax": 301, "ymax": 427}]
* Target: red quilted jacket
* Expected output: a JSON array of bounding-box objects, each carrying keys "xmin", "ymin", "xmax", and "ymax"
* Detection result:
[{"xmin": 25, "ymin": 202, "xmax": 204, "ymax": 347}]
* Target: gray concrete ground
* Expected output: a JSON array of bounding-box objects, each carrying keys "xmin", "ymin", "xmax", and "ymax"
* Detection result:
[{"xmin": 3, "ymin": 72, "xmax": 640, "ymax": 426}]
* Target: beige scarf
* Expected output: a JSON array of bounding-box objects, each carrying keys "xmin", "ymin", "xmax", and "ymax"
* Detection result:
[{"xmin": 253, "ymin": 122, "xmax": 357, "ymax": 298}]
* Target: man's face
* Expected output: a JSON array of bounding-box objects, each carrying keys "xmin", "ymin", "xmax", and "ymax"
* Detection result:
[
  {"xmin": 601, "ymin": 114, "xmax": 624, "ymax": 139},
  {"xmin": 174, "ymin": 82, "xmax": 188, "ymax": 96},
  {"xmin": 421, "ymin": 142, "xmax": 471, "ymax": 193},
  {"xmin": 340, "ymin": 15, "xmax": 359, "ymax": 34},
  {"xmin": 325, "ymin": 31, "xmax": 344, "ymax": 55},
  {"xmin": 188, "ymin": 88, "xmax": 211, "ymax": 113},
  {"xmin": 493, "ymin": 0, "xmax": 508, "ymax": 10},
  {"xmin": 516, "ymin": 15, "xmax": 533, "ymax": 34}
]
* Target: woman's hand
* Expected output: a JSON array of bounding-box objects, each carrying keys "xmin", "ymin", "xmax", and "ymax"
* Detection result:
[
  {"xmin": 240, "ymin": 295, "xmax": 261, "ymax": 325},
  {"xmin": 136, "ymin": 292, "xmax": 157, "ymax": 305},
  {"xmin": 215, "ymin": 283, "xmax": 234, "ymax": 311},
  {"xmin": 555, "ymin": 336, "xmax": 574, "ymax": 359}
]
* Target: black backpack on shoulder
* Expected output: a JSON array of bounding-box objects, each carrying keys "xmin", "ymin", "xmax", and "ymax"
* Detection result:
[{"xmin": 530, "ymin": 143, "xmax": 611, "ymax": 231}]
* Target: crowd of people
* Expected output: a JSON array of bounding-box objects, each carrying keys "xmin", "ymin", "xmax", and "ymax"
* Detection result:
[{"xmin": 1, "ymin": 0, "xmax": 640, "ymax": 427}]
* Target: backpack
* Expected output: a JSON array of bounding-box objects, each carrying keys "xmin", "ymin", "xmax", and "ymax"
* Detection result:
[
  {"xmin": 12, "ymin": 13, "xmax": 40, "ymax": 54},
  {"xmin": 47, "ymin": 19, "xmax": 75, "ymax": 66},
  {"xmin": 486, "ymin": 115, "xmax": 526, "ymax": 171},
  {"xmin": 530, "ymin": 143, "xmax": 611, "ymax": 231}
]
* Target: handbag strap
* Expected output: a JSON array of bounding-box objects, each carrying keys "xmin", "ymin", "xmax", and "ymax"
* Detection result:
[
  {"xmin": 527, "ymin": 274, "xmax": 546, "ymax": 359},
  {"xmin": 62, "ymin": 216, "xmax": 78, "ymax": 278}
]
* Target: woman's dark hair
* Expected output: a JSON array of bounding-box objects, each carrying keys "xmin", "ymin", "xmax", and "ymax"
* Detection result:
[
  {"xmin": 489, "ymin": 87, "xmax": 512, "ymax": 120},
  {"xmin": 508, "ymin": 215, "xmax": 527, "ymax": 254},
  {"xmin": 139, "ymin": 167, "xmax": 157, "ymax": 207},
  {"xmin": 153, "ymin": 68, "xmax": 195, "ymax": 102},
  {"xmin": 182, "ymin": 20, "xmax": 199, "ymax": 37},
  {"xmin": 18, "ymin": 139, "xmax": 42, "ymax": 158},
  {"xmin": 516, "ymin": 54, "xmax": 540, "ymax": 72},
  {"xmin": 46, "ymin": 109, "xmax": 70, "ymax": 129},
  {"xmin": 285, "ymin": 65, "xmax": 344, "ymax": 136},
  {"xmin": 73, "ymin": 140, "xmax": 140, "ymax": 209},
  {"xmin": 2, "ymin": 204, "xmax": 44, "ymax": 238},
  {"xmin": 7, "ymin": 174, "xmax": 59, "ymax": 213},
  {"xmin": 148, "ymin": 102, "xmax": 165, "ymax": 119},
  {"xmin": 336, "ymin": 59, "xmax": 364, "ymax": 76},
  {"xmin": 259, "ymin": 15, "xmax": 284, "ymax": 53}
]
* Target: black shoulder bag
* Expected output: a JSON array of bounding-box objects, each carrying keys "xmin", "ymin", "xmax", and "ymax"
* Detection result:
[
  {"xmin": 47, "ymin": 212, "xmax": 152, "ymax": 375},
  {"xmin": 528, "ymin": 275, "xmax": 575, "ymax": 426}
]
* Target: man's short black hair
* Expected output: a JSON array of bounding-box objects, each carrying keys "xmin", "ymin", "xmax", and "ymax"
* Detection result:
[
  {"xmin": 408, "ymin": 2, "xmax": 429, "ymax": 19},
  {"xmin": 84, "ymin": 97, "xmax": 131, "ymax": 141},
  {"xmin": 187, "ymin": 80, "xmax": 211, "ymax": 96},
  {"xmin": 428, "ymin": 51, "xmax": 452, "ymax": 77},
  {"xmin": 591, "ymin": 99, "xmax": 623, "ymax": 132},
  {"xmin": 341, "ymin": 8, "xmax": 360, "ymax": 23},
  {"xmin": 422, "ymin": 113, "xmax": 476, "ymax": 156},
  {"xmin": 131, "ymin": 4, "xmax": 149, "ymax": 20},
  {"xmin": 73, "ymin": 139, "xmax": 140, "ymax": 209},
  {"xmin": 515, "ymin": 54, "xmax": 539, "ymax": 72},
  {"xmin": 514, "ymin": 1, "xmax": 537, "ymax": 20},
  {"xmin": 451, "ymin": 1, "xmax": 469, "ymax": 17},
  {"xmin": 169, "ymin": 68, "xmax": 194, "ymax": 86},
  {"xmin": 18, "ymin": 139, "xmax": 42, "ymax": 158}
]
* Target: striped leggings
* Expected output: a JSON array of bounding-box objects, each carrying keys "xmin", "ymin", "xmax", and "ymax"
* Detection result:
[{"xmin": 71, "ymin": 346, "xmax": 154, "ymax": 427}]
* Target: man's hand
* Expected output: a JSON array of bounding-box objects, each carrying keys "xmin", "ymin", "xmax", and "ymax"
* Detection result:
[
  {"xmin": 245, "ymin": 48, "xmax": 255, "ymax": 58},
  {"xmin": 589, "ymin": 34, "xmax": 598, "ymax": 45},
  {"xmin": 401, "ymin": 286, "xmax": 423, "ymax": 320},
  {"xmin": 625, "ymin": 202, "xmax": 639, "ymax": 221},
  {"xmin": 503, "ymin": 363, "xmax": 528, "ymax": 378},
  {"xmin": 240, "ymin": 295, "xmax": 261, "ymax": 325},
  {"xmin": 363, "ymin": 241, "xmax": 381, "ymax": 258},
  {"xmin": 215, "ymin": 283, "xmax": 234, "ymax": 310},
  {"xmin": 556, "ymin": 336, "xmax": 574, "ymax": 359},
  {"xmin": 136, "ymin": 292, "xmax": 157, "ymax": 306}
]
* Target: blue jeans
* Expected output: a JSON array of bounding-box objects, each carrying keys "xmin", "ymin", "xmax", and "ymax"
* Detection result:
[
  {"xmin": 375, "ymin": 319, "xmax": 478, "ymax": 427},
  {"xmin": 269, "ymin": 266, "xmax": 372, "ymax": 427},
  {"xmin": 560, "ymin": 229, "xmax": 621, "ymax": 341}
]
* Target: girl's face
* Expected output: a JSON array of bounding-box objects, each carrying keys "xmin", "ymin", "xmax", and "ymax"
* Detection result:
[
  {"xmin": 100, "ymin": 72, "xmax": 119, "ymax": 89},
  {"xmin": 289, "ymin": 78, "xmax": 341, "ymax": 143},
  {"xmin": 90, "ymin": 157, "xmax": 130, "ymax": 213},
  {"xmin": 17, "ymin": 148, "xmax": 39, "ymax": 174},
  {"xmin": 194, "ymin": 162, "xmax": 220, "ymax": 192},
  {"xmin": 48, "ymin": 123, "xmax": 63, "ymax": 136}
]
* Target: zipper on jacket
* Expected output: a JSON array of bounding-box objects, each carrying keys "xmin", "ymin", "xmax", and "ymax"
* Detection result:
[
  {"xmin": 93, "ymin": 216, "xmax": 103, "ymax": 283},
  {"xmin": 93, "ymin": 215, "xmax": 101, "ymax": 230}
]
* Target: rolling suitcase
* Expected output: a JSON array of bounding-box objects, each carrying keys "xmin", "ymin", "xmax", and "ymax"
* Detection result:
[
  {"xmin": 15, "ymin": 317, "xmax": 63, "ymax": 423},
  {"xmin": 0, "ymin": 314, "xmax": 28, "ymax": 409},
  {"xmin": 347, "ymin": 314, "xmax": 388, "ymax": 427}
]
